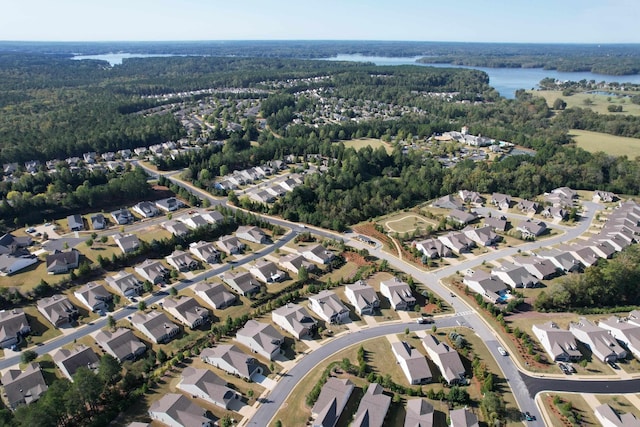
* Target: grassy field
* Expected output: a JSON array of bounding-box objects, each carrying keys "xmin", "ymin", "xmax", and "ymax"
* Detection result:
[
  {"xmin": 379, "ymin": 213, "xmax": 437, "ymax": 234},
  {"xmin": 540, "ymin": 392, "xmax": 598, "ymax": 427},
  {"xmin": 531, "ymin": 90, "xmax": 640, "ymax": 116},
  {"xmin": 570, "ymin": 129, "xmax": 640, "ymax": 157},
  {"xmin": 342, "ymin": 138, "xmax": 394, "ymax": 154}
]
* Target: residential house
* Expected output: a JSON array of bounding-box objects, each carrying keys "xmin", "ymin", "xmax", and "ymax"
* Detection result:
[
  {"xmin": 515, "ymin": 219, "xmax": 547, "ymax": 239},
  {"xmin": 278, "ymin": 253, "xmax": 316, "ymax": 276},
  {"xmin": 113, "ymin": 233, "xmax": 140, "ymax": 254},
  {"xmin": 432, "ymin": 195, "xmax": 464, "ymax": 210},
  {"xmin": 421, "ymin": 334, "xmax": 466, "ymax": 385},
  {"xmin": 415, "ymin": 238, "xmax": 452, "ymax": 260},
  {"xmin": 593, "ymin": 191, "xmax": 618, "ymax": 203},
  {"xmin": 163, "ymin": 296, "xmax": 210, "ymax": 329},
  {"xmin": 536, "ymin": 248, "xmax": 582, "ymax": 273},
  {"xmin": 201, "ymin": 210, "xmax": 224, "ymax": 225},
  {"xmin": 132, "ymin": 201, "xmax": 159, "ymax": 218},
  {"xmin": 562, "ymin": 244, "xmax": 601, "ymax": 268},
  {"xmin": 484, "ymin": 215, "xmax": 508, "ymax": 232},
  {"xmin": 392, "ymin": 341, "xmax": 432, "ymax": 385},
  {"xmin": 272, "ymin": 304, "xmax": 317, "ymax": 339},
  {"xmin": 177, "ymin": 367, "xmax": 239, "ymax": 409},
  {"xmin": 404, "ymin": 399, "xmax": 434, "ymax": 427},
  {"xmin": 45, "ymin": 249, "xmax": 80, "ymax": 274},
  {"xmin": 541, "ymin": 206, "xmax": 567, "ymax": 221},
  {"xmin": 236, "ymin": 226, "xmax": 268, "ymax": 244},
  {"xmin": 165, "ymin": 250, "xmax": 198, "ymax": 272},
  {"xmin": 511, "ymin": 256, "xmax": 559, "ymax": 280},
  {"xmin": 180, "ymin": 213, "xmax": 209, "ymax": 230},
  {"xmin": 235, "ymin": 320, "xmax": 283, "ymax": 360},
  {"xmin": 110, "ymin": 208, "xmax": 134, "ymax": 225},
  {"xmin": 310, "ymin": 378, "xmax": 354, "ymax": 427},
  {"xmin": 447, "ymin": 209, "xmax": 478, "ymax": 226},
  {"xmin": 249, "ymin": 259, "xmax": 286, "ymax": 284},
  {"xmin": 458, "ymin": 190, "xmax": 484, "ymax": 205},
  {"xmin": 101, "ymin": 152, "xmax": 115, "ymax": 162},
  {"xmin": 130, "ymin": 311, "xmax": 180, "ymax": 344},
  {"xmin": 308, "ymin": 290, "xmax": 350, "ymax": 324},
  {"xmin": 438, "ymin": 231, "xmax": 475, "ymax": 254},
  {"xmin": 379, "ymin": 278, "xmax": 416, "ymax": 311},
  {"xmin": 491, "ymin": 193, "xmax": 511, "ymax": 210},
  {"xmin": 1, "ymin": 363, "xmax": 48, "ymax": 410},
  {"xmin": 449, "ymin": 408, "xmax": 479, "ymax": 427},
  {"xmin": 598, "ymin": 316, "xmax": 640, "ymax": 360},
  {"xmin": 491, "ymin": 262, "xmax": 539, "ymax": 288},
  {"xmin": 73, "ymin": 282, "xmax": 112, "ymax": 312},
  {"xmin": 37, "ymin": 295, "xmax": 78, "ymax": 328},
  {"xmin": 0, "ymin": 309, "xmax": 30, "ymax": 348},
  {"xmin": 594, "ymin": 404, "xmax": 640, "ymax": 427},
  {"xmin": 24, "ymin": 160, "xmax": 40, "ymax": 174},
  {"xmin": 249, "ymin": 190, "xmax": 276, "ymax": 204},
  {"xmin": 0, "ymin": 254, "xmax": 38, "ymax": 276},
  {"xmin": 90, "ymin": 213, "xmax": 107, "ymax": 230},
  {"xmin": 200, "ymin": 344, "xmax": 260, "ymax": 380},
  {"xmin": 148, "ymin": 393, "xmax": 213, "ymax": 427},
  {"xmin": 155, "ymin": 197, "xmax": 183, "ymax": 212},
  {"xmin": 552, "ymin": 186, "xmax": 578, "ymax": 201},
  {"xmin": 516, "ymin": 199, "xmax": 539, "ymax": 214},
  {"xmin": 463, "ymin": 225, "xmax": 498, "ymax": 247},
  {"xmin": 0, "ymin": 233, "xmax": 32, "ymax": 256},
  {"xmin": 301, "ymin": 244, "xmax": 335, "ymax": 265},
  {"xmin": 53, "ymin": 345, "xmax": 99, "ymax": 381},
  {"xmin": 134, "ymin": 259, "xmax": 169, "ymax": 284},
  {"xmin": 105, "ymin": 270, "xmax": 142, "ymax": 297},
  {"xmin": 217, "ymin": 235, "xmax": 245, "ymax": 255},
  {"xmin": 344, "ymin": 280, "xmax": 380, "ymax": 315},
  {"xmin": 462, "ymin": 270, "xmax": 509, "ymax": 303},
  {"xmin": 67, "ymin": 214, "xmax": 84, "ymax": 231},
  {"xmin": 597, "ymin": 234, "xmax": 632, "ymax": 252},
  {"xmin": 162, "ymin": 220, "xmax": 190, "ymax": 237},
  {"xmin": 532, "ymin": 322, "xmax": 582, "ymax": 362},
  {"xmin": 569, "ymin": 318, "xmax": 626, "ymax": 363},
  {"xmin": 83, "ymin": 152, "xmax": 96, "ymax": 164},
  {"xmin": 189, "ymin": 240, "xmax": 220, "ymax": 264},
  {"xmin": 94, "ymin": 328, "xmax": 146, "ymax": 362},
  {"xmin": 221, "ymin": 271, "xmax": 260, "ymax": 296},
  {"xmin": 193, "ymin": 282, "xmax": 236, "ymax": 310},
  {"xmin": 352, "ymin": 383, "xmax": 391, "ymax": 427}
]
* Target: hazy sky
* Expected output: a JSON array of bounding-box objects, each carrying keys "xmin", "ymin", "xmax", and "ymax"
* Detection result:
[{"xmin": 2, "ymin": 0, "xmax": 639, "ymax": 43}]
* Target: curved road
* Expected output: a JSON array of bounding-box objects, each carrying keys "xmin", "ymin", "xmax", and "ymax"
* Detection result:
[{"xmin": 68, "ymin": 164, "xmax": 640, "ymax": 424}]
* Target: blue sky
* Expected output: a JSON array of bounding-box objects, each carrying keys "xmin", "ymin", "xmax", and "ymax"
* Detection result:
[{"xmin": 2, "ymin": 0, "xmax": 639, "ymax": 43}]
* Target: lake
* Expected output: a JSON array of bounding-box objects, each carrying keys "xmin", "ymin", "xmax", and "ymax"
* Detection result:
[
  {"xmin": 324, "ymin": 54, "xmax": 640, "ymax": 99},
  {"xmin": 73, "ymin": 52, "xmax": 640, "ymax": 99}
]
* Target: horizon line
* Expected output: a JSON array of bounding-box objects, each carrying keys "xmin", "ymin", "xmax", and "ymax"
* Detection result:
[{"xmin": 2, "ymin": 39, "xmax": 640, "ymax": 46}]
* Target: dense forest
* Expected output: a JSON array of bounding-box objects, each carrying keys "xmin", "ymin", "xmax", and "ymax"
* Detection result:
[{"xmin": 3, "ymin": 40, "xmax": 640, "ymax": 75}]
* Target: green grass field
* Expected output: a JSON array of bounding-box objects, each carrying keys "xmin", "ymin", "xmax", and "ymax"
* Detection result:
[
  {"xmin": 342, "ymin": 138, "xmax": 394, "ymax": 154},
  {"xmin": 570, "ymin": 129, "xmax": 640, "ymax": 157},
  {"xmin": 377, "ymin": 212, "xmax": 436, "ymax": 234},
  {"xmin": 531, "ymin": 90, "xmax": 640, "ymax": 116}
]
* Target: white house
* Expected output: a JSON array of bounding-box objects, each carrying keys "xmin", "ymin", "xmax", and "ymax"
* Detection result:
[
  {"xmin": 344, "ymin": 280, "xmax": 379, "ymax": 315},
  {"xmin": 272, "ymin": 304, "xmax": 317, "ymax": 339},
  {"xmin": 235, "ymin": 320, "xmax": 283, "ymax": 360},
  {"xmin": 308, "ymin": 290, "xmax": 350, "ymax": 324}
]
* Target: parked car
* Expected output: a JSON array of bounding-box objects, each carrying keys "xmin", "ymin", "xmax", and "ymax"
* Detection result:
[
  {"xmin": 416, "ymin": 317, "xmax": 434, "ymax": 324},
  {"xmin": 26, "ymin": 227, "xmax": 35, "ymax": 233},
  {"xmin": 608, "ymin": 360, "xmax": 620, "ymax": 370},
  {"xmin": 497, "ymin": 346, "xmax": 508, "ymax": 356},
  {"xmin": 558, "ymin": 363, "xmax": 571, "ymax": 375},
  {"xmin": 524, "ymin": 412, "xmax": 535, "ymax": 421}
]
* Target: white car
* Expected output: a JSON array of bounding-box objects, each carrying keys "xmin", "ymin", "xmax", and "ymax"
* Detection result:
[{"xmin": 497, "ymin": 346, "xmax": 508, "ymax": 356}]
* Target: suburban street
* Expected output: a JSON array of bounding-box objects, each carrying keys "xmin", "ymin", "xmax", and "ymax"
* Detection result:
[{"xmin": 8, "ymin": 161, "xmax": 639, "ymax": 427}]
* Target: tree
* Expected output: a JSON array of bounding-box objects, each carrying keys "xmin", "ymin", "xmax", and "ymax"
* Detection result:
[
  {"xmin": 156, "ymin": 348, "xmax": 168, "ymax": 363},
  {"xmin": 431, "ymin": 325, "xmax": 437, "ymax": 334},
  {"xmin": 169, "ymin": 286, "xmax": 178, "ymax": 296},
  {"xmin": 297, "ymin": 266, "xmax": 309, "ymax": 283},
  {"xmin": 98, "ymin": 354, "xmax": 122, "ymax": 385},
  {"xmin": 106, "ymin": 315, "xmax": 116, "ymax": 330},
  {"xmin": 553, "ymin": 98, "xmax": 567, "ymax": 110},
  {"xmin": 85, "ymin": 238, "xmax": 93, "ymax": 247},
  {"xmin": 137, "ymin": 301, "xmax": 147, "ymax": 311},
  {"xmin": 21, "ymin": 350, "xmax": 38, "ymax": 364},
  {"xmin": 100, "ymin": 235, "xmax": 108, "ymax": 244},
  {"xmin": 143, "ymin": 280, "xmax": 153, "ymax": 293},
  {"xmin": 72, "ymin": 367, "xmax": 104, "ymax": 412}
]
